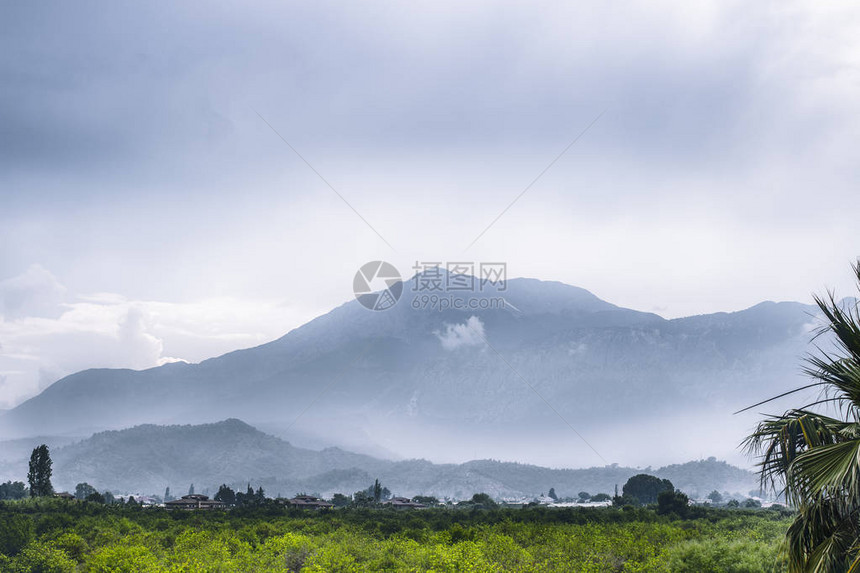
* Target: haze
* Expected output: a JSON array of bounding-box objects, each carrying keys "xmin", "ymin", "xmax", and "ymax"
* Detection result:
[{"xmin": 1, "ymin": 1, "xmax": 859, "ymax": 471}]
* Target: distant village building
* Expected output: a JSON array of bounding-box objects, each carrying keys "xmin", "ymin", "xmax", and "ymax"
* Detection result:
[
  {"xmin": 382, "ymin": 497, "xmax": 427, "ymax": 510},
  {"xmin": 282, "ymin": 495, "xmax": 333, "ymax": 509},
  {"xmin": 547, "ymin": 500, "xmax": 613, "ymax": 508},
  {"xmin": 164, "ymin": 494, "xmax": 226, "ymax": 510},
  {"xmin": 53, "ymin": 492, "xmax": 75, "ymax": 500}
]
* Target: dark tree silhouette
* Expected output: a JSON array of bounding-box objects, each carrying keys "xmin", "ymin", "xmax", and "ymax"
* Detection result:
[
  {"xmin": 75, "ymin": 482, "xmax": 97, "ymax": 500},
  {"xmin": 27, "ymin": 444, "xmax": 53, "ymax": 497},
  {"xmin": 622, "ymin": 474, "xmax": 673, "ymax": 505},
  {"xmin": 656, "ymin": 489, "xmax": 689, "ymax": 517},
  {"xmin": 0, "ymin": 481, "xmax": 28, "ymax": 500},
  {"xmin": 469, "ymin": 493, "xmax": 498, "ymax": 508},
  {"xmin": 215, "ymin": 484, "xmax": 236, "ymax": 505},
  {"xmin": 352, "ymin": 490, "xmax": 374, "ymax": 507}
]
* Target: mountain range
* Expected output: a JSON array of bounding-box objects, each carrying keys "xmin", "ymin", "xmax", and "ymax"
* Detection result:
[
  {"xmin": 0, "ymin": 419, "xmax": 757, "ymax": 500},
  {"xmin": 0, "ymin": 275, "xmax": 820, "ymax": 468}
]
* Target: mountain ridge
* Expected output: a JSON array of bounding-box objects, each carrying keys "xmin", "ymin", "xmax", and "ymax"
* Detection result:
[
  {"xmin": 0, "ymin": 419, "xmax": 757, "ymax": 500},
  {"xmin": 0, "ymin": 277, "xmax": 820, "ymax": 467}
]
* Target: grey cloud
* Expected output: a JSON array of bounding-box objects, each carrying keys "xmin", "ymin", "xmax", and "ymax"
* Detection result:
[
  {"xmin": 0, "ymin": 0, "xmax": 858, "ymax": 370},
  {"xmin": 3, "ymin": 0, "xmax": 836, "ymax": 189}
]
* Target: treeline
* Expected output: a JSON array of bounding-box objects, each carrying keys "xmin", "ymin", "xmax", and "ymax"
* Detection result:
[
  {"xmin": 611, "ymin": 474, "xmax": 778, "ymax": 515},
  {"xmin": 4, "ymin": 444, "xmax": 772, "ymax": 514},
  {"xmin": 211, "ymin": 480, "xmax": 487, "ymax": 509},
  {"xmin": 0, "ymin": 481, "xmax": 27, "ymax": 500}
]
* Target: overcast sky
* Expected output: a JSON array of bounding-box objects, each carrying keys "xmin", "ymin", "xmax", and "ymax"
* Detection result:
[{"xmin": 1, "ymin": 1, "xmax": 859, "ymax": 408}]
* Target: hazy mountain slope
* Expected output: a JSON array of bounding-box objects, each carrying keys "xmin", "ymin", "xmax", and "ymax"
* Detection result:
[
  {"xmin": 46, "ymin": 419, "xmax": 389, "ymax": 493},
  {"xmin": 0, "ymin": 436, "xmax": 78, "ymax": 463},
  {"xmin": 0, "ymin": 277, "xmax": 818, "ymax": 467},
  {"xmin": 656, "ymin": 458, "xmax": 756, "ymax": 496},
  {"xmin": 0, "ymin": 419, "xmax": 756, "ymax": 499}
]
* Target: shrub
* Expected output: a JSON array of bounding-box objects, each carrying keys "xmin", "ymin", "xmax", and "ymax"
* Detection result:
[
  {"xmin": 0, "ymin": 514, "xmax": 33, "ymax": 556},
  {"xmin": 10, "ymin": 541, "xmax": 76, "ymax": 573},
  {"xmin": 86, "ymin": 544, "xmax": 160, "ymax": 573},
  {"xmin": 667, "ymin": 538, "xmax": 782, "ymax": 573},
  {"xmin": 53, "ymin": 533, "xmax": 88, "ymax": 562}
]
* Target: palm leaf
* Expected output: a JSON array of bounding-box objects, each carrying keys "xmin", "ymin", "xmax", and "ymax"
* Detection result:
[
  {"xmin": 742, "ymin": 261, "xmax": 860, "ymax": 572},
  {"xmin": 789, "ymin": 440, "xmax": 860, "ymax": 507}
]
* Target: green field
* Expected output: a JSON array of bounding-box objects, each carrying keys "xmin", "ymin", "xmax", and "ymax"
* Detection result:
[{"xmin": 0, "ymin": 500, "xmax": 791, "ymax": 572}]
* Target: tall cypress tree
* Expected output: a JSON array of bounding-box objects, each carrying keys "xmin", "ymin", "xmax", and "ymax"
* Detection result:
[{"xmin": 27, "ymin": 445, "xmax": 53, "ymax": 497}]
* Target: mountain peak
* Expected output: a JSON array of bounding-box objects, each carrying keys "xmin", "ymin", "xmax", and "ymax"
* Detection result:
[{"xmin": 0, "ymin": 276, "xmax": 819, "ymax": 468}]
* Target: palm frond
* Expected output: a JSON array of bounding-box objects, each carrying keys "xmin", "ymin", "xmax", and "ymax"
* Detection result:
[
  {"xmin": 789, "ymin": 440, "xmax": 860, "ymax": 507},
  {"xmin": 784, "ymin": 498, "xmax": 860, "ymax": 573},
  {"xmin": 743, "ymin": 410, "xmax": 849, "ymax": 496},
  {"xmin": 734, "ymin": 382, "xmax": 830, "ymax": 415},
  {"xmin": 742, "ymin": 261, "xmax": 860, "ymax": 572}
]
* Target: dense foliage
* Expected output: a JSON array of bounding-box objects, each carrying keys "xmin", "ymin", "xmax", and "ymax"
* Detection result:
[{"xmin": 0, "ymin": 498, "xmax": 790, "ymax": 572}]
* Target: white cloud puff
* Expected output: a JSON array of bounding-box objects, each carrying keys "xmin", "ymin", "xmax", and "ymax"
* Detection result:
[
  {"xmin": 0, "ymin": 267, "xmax": 317, "ymax": 409},
  {"xmin": 435, "ymin": 316, "xmax": 487, "ymax": 350},
  {"xmin": 0, "ymin": 264, "xmax": 66, "ymax": 320}
]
